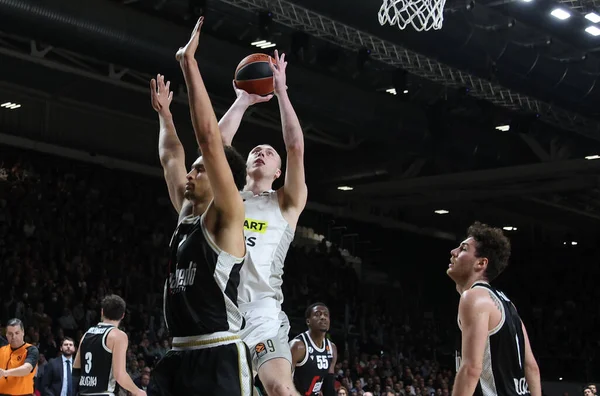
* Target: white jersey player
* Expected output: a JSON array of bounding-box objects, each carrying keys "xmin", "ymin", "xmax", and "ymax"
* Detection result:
[{"xmin": 220, "ymin": 50, "xmax": 307, "ymax": 396}]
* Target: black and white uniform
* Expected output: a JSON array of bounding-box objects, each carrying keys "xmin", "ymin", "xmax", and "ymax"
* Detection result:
[
  {"xmin": 456, "ymin": 282, "xmax": 530, "ymax": 396},
  {"xmin": 148, "ymin": 213, "xmax": 252, "ymax": 396},
  {"xmin": 79, "ymin": 323, "xmax": 118, "ymax": 396},
  {"xmin": 292, "ymin": 332, "xmax": 334, "ymax": 396}
]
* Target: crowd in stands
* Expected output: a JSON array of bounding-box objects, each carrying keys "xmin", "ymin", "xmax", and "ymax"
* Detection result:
[{"xmin": 0, "ymin": 147, "xmax": 597, "ymax": 395}]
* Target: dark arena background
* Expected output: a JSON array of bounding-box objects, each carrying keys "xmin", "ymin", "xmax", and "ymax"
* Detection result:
[{"xmin": 0, "ymin": 0, "xmax": 599, "ymax": 395}]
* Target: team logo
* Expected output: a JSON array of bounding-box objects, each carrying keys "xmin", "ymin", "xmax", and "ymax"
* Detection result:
[
  {"xmin": 255, "ymin": 343, "xmax": 267, "ymax": 358},
  {"xmin": 244, "ymin": 218, "xmax": 268, "ymax": 234},
  {"xmin": 17, "ymin": 355, "xmax": 22, "ymax": 361}
]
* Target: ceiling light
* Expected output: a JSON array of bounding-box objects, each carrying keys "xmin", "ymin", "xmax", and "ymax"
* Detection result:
[
  {"xmin": 585, "ymin": 12, "xmax": 600, "ymax": 23},
  {"xmin": 503, "ymin": 226, "xmax": 517, "ymax": 231},
  {"xmin": 337, "ymin": 186, "xmax": 354, "ymax": 191},
  {"xmin": 251, "ymin": 40, "xmax": 277, "ymax": 49},
  {"xmin": 551, "ymin": 9, "xmax": 571, "ymax": 20},
  {"xmin": 585, "ymin": 26, "xmax": 600, "ymax": 36},
  {"xmin": 559, "ymin": 377, "xmax": 563, "ymax": 381},
  {"xmin": 585, "ymin": 155, "xmax": 600, "ymax": 160},
  {"xmin": 563, "ymin": 241, "xmax": 578, "ymax": 245},
  {"xmin": 520, "ymin": 0, "xmax": 533, "ymax": 2},
  {"xmin": 434, "ymin": 209, "xmax": 449, "ymax": 215},
  {"xmin": 403, "ymin": 90, "xmax": 409, "ymax": 94},
  {"xmin": 1, "ymin": 102, "xmax": 21, "ymax": 110},
  {"xmin": 386, "ymin": 88, "xmax": 397, "ymax": 95},
  {"xmin": 495, "ymin": 125, "xmax": 510, "ymax": 132},
  {"xmin": 571, "ymin": 241, "xmax": 578, "ymax": 246}
]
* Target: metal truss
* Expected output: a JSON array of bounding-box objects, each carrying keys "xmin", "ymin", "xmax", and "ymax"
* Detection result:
[
  {"xmin": 219, "ymin": 0, "xmax": 600, "ymax": 140},
  {"xmin": 557, "ymin": 0, "xmax": 600, "ymax": 12}
]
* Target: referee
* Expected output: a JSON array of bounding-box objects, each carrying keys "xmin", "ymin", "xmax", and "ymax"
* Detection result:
[{"xmin": 0, "ymin": 319, "xmax": 39, "ymax": 396}]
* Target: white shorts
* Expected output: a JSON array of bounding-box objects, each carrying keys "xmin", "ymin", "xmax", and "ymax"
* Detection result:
[{"xmin": 240, "ymin": 307, "xmax": 292, "ymax": 376}]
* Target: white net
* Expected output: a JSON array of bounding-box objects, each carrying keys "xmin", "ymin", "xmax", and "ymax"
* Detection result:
[{"xmin": 378, "ymin": 0, "xmax": 447, "ymax": 32}]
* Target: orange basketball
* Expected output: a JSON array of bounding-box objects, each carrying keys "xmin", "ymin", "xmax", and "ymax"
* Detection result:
[{"xmin": 234, "ymin": 53, "xmax": 275, "ymax": 96}]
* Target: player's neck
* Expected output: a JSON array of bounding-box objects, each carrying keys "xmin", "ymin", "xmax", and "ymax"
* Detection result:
[
  {"xmin": 456, "ymin": 275, "xmax": 487, "ymax": 294},
  {"xmin": 100, "ymin": 318, "xmax": 120, "ymax": 327},
  {"xmin": 244, "ymin": 178, "xmax": 273, "ymax": 196},
  {"xmin": 307, "ymin": 329, "xmax": 326, "ymax": 348},
  {"xmin": 192, "ymin": 200, "xmax": 210, "ymax": 217}
]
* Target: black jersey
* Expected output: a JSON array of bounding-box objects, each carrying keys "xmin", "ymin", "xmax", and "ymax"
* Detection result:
[
  {"xmin": 164, "ymin": 214, "xmax": 245, "ymax": 337},
  {"xmin": 456, "ymin": 282, "xmax": 530, "ymax": 396},
  {"xmin": 79, "ymin": 323, "xmax": 118, "ymax": 395},
  {"xmin": 292, "ymin": 332, "xmax": 334, "ymax": 396}
]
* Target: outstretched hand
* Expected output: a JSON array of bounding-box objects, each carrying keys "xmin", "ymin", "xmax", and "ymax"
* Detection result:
[
  {"xmin": 176, "ymin": 16, "xmax": 204, "ymax": 63},
  {"xmin": 232, "ymin": 80, "xmax": 273, "ymax": 106},
  {"xmin": 269, "ymin": 49, "xmax": 288, "ymax": 96},
  {"xmin": 150, "ymin": 74, "xmax": 173, "ymax": 115}
]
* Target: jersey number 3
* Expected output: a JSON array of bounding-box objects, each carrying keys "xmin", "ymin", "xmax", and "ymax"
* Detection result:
[
  {"xmin": 85, "ymin": 352, "xmax": 93, "ymax": 373},
  {"xmin": 316, "ymin": 356, "xmax": 329, "ymax": 370}
]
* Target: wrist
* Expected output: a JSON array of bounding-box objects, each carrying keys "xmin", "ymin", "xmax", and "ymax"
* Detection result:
[
  {"xmin": 159, "ymin": 111, "xmax": 173, "ymax": 120},
  {"xmin": 233, "ymin": 95, "xmax": 252, "ymax": 109},
  {"xmin": 179, "ymin": 56, "xmax": 197, "ymax": 68},
  {"xmin": 275, "ymin": 89, "xmax": 289, "ymax": 100}
]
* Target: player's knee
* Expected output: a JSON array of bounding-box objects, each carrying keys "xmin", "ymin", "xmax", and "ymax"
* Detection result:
[{"xmin": 264, "ymin": 380, "xmax": 297, "ymax": 396}]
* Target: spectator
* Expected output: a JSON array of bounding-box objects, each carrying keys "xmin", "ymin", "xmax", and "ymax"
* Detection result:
[{"xmin": 0, "ymin": 318, "xmax": 39, "ymax": 396}]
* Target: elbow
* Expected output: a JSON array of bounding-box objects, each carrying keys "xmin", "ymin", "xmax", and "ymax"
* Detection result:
[
  {"xmin": 286, "ymin": 143, "xmax": 304, "ymax": 156},
  {"xmin": 461, "ymin": 363, "xmax": 483, "ymax": 380}
]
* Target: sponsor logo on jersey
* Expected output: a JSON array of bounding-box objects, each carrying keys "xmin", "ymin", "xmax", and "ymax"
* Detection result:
[
  {"xmin": 80, "ymin": 376, "xmax": 98, "ymax": 387},
  {"xmin": 513, "ymin": 377, "xmax": 529, "ymax": 395},
  {"xmin": 245, "ymin": 236, "xmax": 257, "ymax": 247},
  {"xmin": 255, "ymin": 343, "xmax": 267, "ymax": 359},
  {"xmin": 244, "ymin": 218, "xmax": 268, "ymax": 234},
  {"xmin": 169, "ymin": 261, "xmax": 197, "ymax": 294}
]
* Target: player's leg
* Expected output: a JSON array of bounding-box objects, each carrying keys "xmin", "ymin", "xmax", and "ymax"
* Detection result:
[
  {"xmin": 258, "ymin": 357, "xmax": 299, "ymax": 396},
  {"xmin": 254, "ymin": 320, "xmax": 299, "ymax": 396},
  {"xmin": 147, "ymin": 351, "xmax": 179, "ymax": 396}
]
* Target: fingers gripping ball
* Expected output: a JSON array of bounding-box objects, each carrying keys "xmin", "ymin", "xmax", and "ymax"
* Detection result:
[{"xmin": 234, "ymin": 53, "xmax": 276, "ymax": 96}]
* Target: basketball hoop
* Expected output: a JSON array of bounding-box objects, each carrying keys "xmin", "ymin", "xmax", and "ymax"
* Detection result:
[{"xmin": 378, "ymin": 0, "xmax": 447, "ymax": 32}]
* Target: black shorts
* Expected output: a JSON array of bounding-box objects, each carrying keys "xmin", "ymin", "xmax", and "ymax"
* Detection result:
[{"xmin": 148, "ymin": 339, "xmax": 253, "ymax": 396}]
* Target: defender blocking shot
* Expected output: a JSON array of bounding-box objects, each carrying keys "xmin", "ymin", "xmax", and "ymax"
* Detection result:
[{"xmin": 148, "ymin": 16, "xmax": 251, "ymax": 396}]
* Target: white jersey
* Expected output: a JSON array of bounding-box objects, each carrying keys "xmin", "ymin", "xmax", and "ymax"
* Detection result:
[{"xmin": 238, "ymin": 190, "xmax": 294, "ymax": 311}]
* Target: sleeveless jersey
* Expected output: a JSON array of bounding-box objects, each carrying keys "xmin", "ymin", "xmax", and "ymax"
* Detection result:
[
  {"xmin": 292, "ymin": 332, "xmax": 334, "ymax": 396},
  {"xmin": 238, "ymin": 190, "xmax": 294, "ymax": 310},
  {"xmin": 456, "ymin": 282, "xmax": 530, "ymax": 396},
  {"xmin": 79, "ymin": 323, "xmax": 117, "ymax": 395},
  {"xmin": 164, "ymin": 213, "xmax": 245, "ymax": 337}
]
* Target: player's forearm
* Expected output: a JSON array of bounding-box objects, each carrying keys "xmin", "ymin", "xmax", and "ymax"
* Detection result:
[
  {"xmin": 5, "ymin": 364, "xmax": 33, "ymax": 377},
  {"xmin": 525, "ymin": 363, "xmax": 541, "ymax": 396},
  {"xmin": 158, "ymin": 113, "xmax": 184, "ymax": 164},
  {"xmin": 115, "ymin": 372, "xmax": 141, "ymax": 394},
  {"xmin": 276, "ymin": 91, "xmax": 304, "ymax": 152},
  {"xmin": 179, "ymin": 57, "xmax": 220, "ymax": 147},
  {"xmin": 218, "ymin": 97, "xmax": 250, "ymax": 146},
  {"xmin": 451, "ymin": 365, "xmax": 481, "ymax": 396}
]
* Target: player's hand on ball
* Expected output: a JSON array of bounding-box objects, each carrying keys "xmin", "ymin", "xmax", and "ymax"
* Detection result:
[
  {"xmin": 232, "ymin": 80, "xmax": 273, "ymax": 106},
  {"xmin": 269, "ymin": 49, "xmax": 288, "ymax": 96},
  {"xmin": 150, "ymin": 74, "xmax": 174, "ymax": 115},
  {"xmin": 176, "ymin": 16, "xmax": 204, "ymax": 62}
]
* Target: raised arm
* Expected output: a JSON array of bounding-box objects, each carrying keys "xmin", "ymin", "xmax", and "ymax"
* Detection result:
[
  {"xmin": 271, "ymin": 51, "xmax": 308, "ymax": 225},
  {"xmin": 151, "ymin": 74, "xmax": 188, "ymax": 215},
  {"xmin": 177, "ymin": 17, "xmax": 244, "ymax": 221},
  {"xmin": 219, "ymin": 81, "xmax": 273, "ymax": 146},
  {"xmin": 521, "ymin": 322, "xmax": 541, "ymax": 396},
  {"xmin": 452, "ymin": 289, "xmax": 491, "ymax": 396}
]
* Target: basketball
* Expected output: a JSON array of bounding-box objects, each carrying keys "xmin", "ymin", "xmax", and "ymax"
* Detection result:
[{"xmin": 234, "ymin": 53, "xmax": 275, "ymax": 96}]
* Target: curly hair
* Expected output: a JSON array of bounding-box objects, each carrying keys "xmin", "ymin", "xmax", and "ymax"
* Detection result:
[
  {"xmin": 198, "ymin": 146, "xmax": 247, "ymax": 191},
  {"xmin": 467, "ymin": 221, "xmax": 511, "ymax": 281},
  {"xmin": 223, "ymin": 146, "xmax": 247, "ymax": 191}
]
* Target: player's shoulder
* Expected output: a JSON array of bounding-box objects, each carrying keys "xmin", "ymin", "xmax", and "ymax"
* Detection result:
[
  {"xmin": 290, "ymin": 335, "xmax": 307, "ymax": 350},
  {"xmin": 459, "ymin": 287, "xmax": 495, "ymax": 310}
]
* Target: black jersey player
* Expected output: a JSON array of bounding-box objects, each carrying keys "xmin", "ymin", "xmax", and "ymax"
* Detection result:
[
  {"xmin": 448, "ymin": 222, "xmax": 541, "ymax": 396},
  {"xmin": 290, "ymin": 303, "xmax": 337, "ymax": 396},
  {"xmin": 73, "ymin": 294, "xmax": 145, "ymax": 396},
  {"xmin": 147, "ymin": 16, "xmax": 251, "ymax": 396}
]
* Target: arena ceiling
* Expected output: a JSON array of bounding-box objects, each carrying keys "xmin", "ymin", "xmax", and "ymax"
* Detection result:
[{"xmin": 1, "ymin": 0, "xmax": 600, "ymax": 245}]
